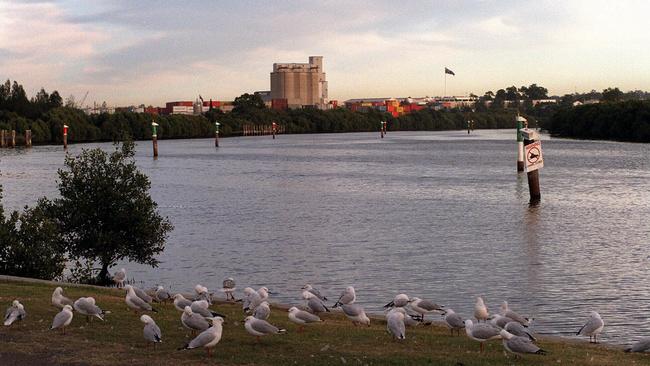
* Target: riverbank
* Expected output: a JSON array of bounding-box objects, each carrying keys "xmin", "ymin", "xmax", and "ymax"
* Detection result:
[{"xmin": 1, "ymin": 277, "xmax": 647, "ymax": 365}]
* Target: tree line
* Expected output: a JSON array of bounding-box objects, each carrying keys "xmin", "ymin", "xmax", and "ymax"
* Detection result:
[{"xmin": 542, "ymin": 100, "xmax": 650, "ymax": 142}]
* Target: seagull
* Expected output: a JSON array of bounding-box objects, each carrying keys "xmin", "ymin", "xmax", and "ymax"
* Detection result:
[
  {"xmin": 386, "ymin": 308, "xmax": 406, "ymax": 340},
  {"xmin": 244, "ymin": 315, "xmax": 286, "ymax": 342},
  {"xmin": 301, "ymin": 284, "xmax": 327, "ymax": 301},
  {"xmin": 576, "ymin": 311, "xmax": 604, "ymax": 343},
  {"xmin": 409, "ymin": 297, "xmax": 443, "ymax": 321},
  {"xmin": 222, "ymin": 277, "xmax": 236, "ymax": 301},
  {"xmin": 51, "ymin": 287, "xmax": 74, "ymax": 309},
  {"xmin": 257, "ymin": 287, "xmax": 270, "ymax": 301},
  {"xmin": 253, "ymin": 301, "xmax": 271, "ymax": 320},
  {"xmin": 341, "ymin": 303, "xmax": 370, "ymax": 326},
  {"xmin": 194, "ymin": 284, "xmax": 212, "ymax": 304},
  {"xmin": 4, "ymin": 300, "xmax": 26, "ymax": 326},
  {"xmin": 124, "ymin": 285, "xmax": 157, "ymax": 313},
  {"xmin": 181, "ymin": 306, "xmax": 210, "ymax": 334},
  {"xmin": 173, "ymin": 294, "xmax": 193, "ymax": 312},
  {"xmin": 179, "ymin": 317, "xmax": 224, "ymax": 357},
  {"xmin": 504, "ymin": 321, "xmax": 536, "ymax": 342},
  {"xmin": 333, "ymin": 286, "xmax": 356, "ymax": 307},
  {"xmin": 500, "ymin": 301, "xmax": 532, "ymax": 326},
  {"xmin": 301, "ymin": 291, "xmax": 329, "ymax": 314},
  {"xmin": 443, "ymin": 308, "xmax": 465, "ymax": 336},
  {"xmin": 154, "ymin": 286, "xmax": 171, "ymax": 302},
  {"xmin": 464, "ymin": 319, "xmax": 501, "ymax": 352},
  {"xmin": 133, "ymin": 286, "xmax": 153, "ymax": 304},
  {"xmin": 73, "ymin": 297, "xmax": 105, "ymax": 322},
  {"xmin": 242, "ymin": 287, "xmax": 258, "ymax": 312},
  {"xmin": 474, "ymin": 297, "xmax": 489, "ymax": 323},
  {"xmin": 141, "ymin": 315, "xmax": 162, "ymax": 346},
  {"xmin": 489, "ymin": 314, "xmax": 516, "ymax": 329},
  {"xmin": 625, "ymin": 337, "xmax": 650, "ymax": 353},
  {"xmin": 500, "ymin": 329, "xmax": 546, "ymax": 356},
  {"xmin": 384, "ymin": 294, "xmax": 410, "ymax": 309},
  {"xmin": 288, "ymin": 306, "xmax": 322, "ymax": 332},
  {"xmin": 191, "ymin": 300, "xmax": 226, "ymax": 319},
  {"xmin": 113, "ymin": 268, "xmax": 126, "ymax": 288},
  {"xmin": 50, "ymin": 305, "xmax": 73, "ymax": 334}
]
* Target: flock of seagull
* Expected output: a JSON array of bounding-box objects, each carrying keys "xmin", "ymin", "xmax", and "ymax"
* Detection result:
[{"xmin": 4, "ymin": 267, "xmax": 650, "ymax": 360}]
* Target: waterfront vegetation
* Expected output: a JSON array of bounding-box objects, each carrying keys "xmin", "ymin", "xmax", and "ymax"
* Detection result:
[
  {"xmin": 0, "ymin": 142, "xmax": 172, "ymax": 284},
  {"xmin": 0, "ymin": 278, "xmax": 647, "ymax": 366}
]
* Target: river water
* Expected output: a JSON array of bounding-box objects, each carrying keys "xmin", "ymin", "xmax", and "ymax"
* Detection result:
[{"xmin": 1, "ymin": 130, "xmax": 649, "ymax": 345}]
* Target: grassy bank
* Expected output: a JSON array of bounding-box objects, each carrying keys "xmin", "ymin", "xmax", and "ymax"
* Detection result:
[{"xmin": 1, "ymin": 278, "xmax": 648, "ymax": 365}]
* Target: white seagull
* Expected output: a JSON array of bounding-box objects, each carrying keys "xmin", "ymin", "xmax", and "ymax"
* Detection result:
[
  {"xmin": 124, "ymin": 285, "xmax": 157, "ymax": 313},
  {"xmin": 244, "ymin": 315, "xmax": 286, "ymax": 342},
  {"xmin": 500, "ymin": 301, "xmax": 531, "ymax": 326},
  {"xmin": 386, "ymin": 307, "xmax": 406, "ymax": 340},
  {"xmin": 50, "ymin": 305, "xmax": 73, "ymax": 334},
  {"xmin": 443, "ymin": 308, "xmax": 465, "ymax": 336},
  {"xmin": 141, "ymin": 314, "xmax": 162, "ymax": 346},
  {"xmin": 341, "ymin": 303, "xmax": 370, "ymax": 326},
  {"xmin": 73, "ymin": 297, "xmax": 105, "ymax": 322},
  {"xmin": 51, "ymin": 287, "xmax": 74, "ymax": 309},
  {"xmin": 301, "ymin": 284, "xmax": 327, "ymax": 301},
  {"xmin": 384, "ymin": 293, "xmax": 410, "ymax": 309},
  {"xmin": 288, "ymin": 306, "xmax": 322, "ymax": 332},
  {"xmin": 113, "ymin": 268, "xmax": 126, "ymax": 288},
  {"xmin": 181, "ymin": 306, "xmax": 210, "ymax": 334},
  {"xmin": 253, "ymin": 301, "xmax": 271, "ymax": 320},
  {"xmin": 465, "ymin": 319, "xmax": 501, "ymax": 352},
  {"xmin": 333, "ymin": 286, "xmax": 356, "ymax": 307},
  {"xmin": 179, "ymin": 317, "xmax": 224, "ymax": 357},
  {"xmin": 474, "ymin": 297, "xmax": 489, "ymax": 323},
  {"xmin": 409, "ymin": 297, "xmax": 443, "ymax": 321},
  {"xmin": 173, "ymin": 294, "xmax": 193, "ymax": 312},
  {"xmin": 626, "ymin": 337, "xmax": 650, "ymax": 353},
  {"xmin": 4, "ymin": 300, "xmax": 26, "ymax": 326},
  {"xmin": 500, "ymin": 329, "xmax": 546, "ymax": 356},
  {"xmin": 154, "ymin": 286, "xmax": 171, "ymax": 302},
  {"xmin": 576, "ymin": 311, "xmax": 604, "ymax": 343}
]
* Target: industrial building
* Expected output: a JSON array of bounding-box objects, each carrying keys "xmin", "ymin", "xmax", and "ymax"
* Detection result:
[{"xmin": 270, "ymin": 56, "xmax": 328, "ymax": 109}]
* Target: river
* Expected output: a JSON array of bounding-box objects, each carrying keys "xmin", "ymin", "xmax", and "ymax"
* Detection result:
[{"xmin": 1, "ymin": 130, "xmax": 649, "ymax": 344}]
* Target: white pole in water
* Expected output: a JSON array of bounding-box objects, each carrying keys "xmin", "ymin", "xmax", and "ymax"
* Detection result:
[{"xmin": 516, "ymin": 115, "xmax": 527, "ymax": 172}]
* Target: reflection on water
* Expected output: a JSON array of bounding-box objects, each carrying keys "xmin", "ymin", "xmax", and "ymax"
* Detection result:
[{"xmin": 1, "ymin": 130, "xmax": 650, "ymax": 344}]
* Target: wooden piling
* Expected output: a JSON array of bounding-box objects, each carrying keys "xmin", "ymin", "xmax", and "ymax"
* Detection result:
[
  {"xmin": 516, "ymin": 116, "xmax": 526, "ymax": 172},
  {"xmin": 380, "ymin": 122, "xmax": 384, "ymax": 138},
  {"xmin": 25, "ymin": 130, "xmax": 32, "ymax": 147},
  {"xmin": 527, "ymin": 169, "xmax": 541, "ymax": 202},
  {"xmin": 63, "ymin": 125, "xmax": 68, "ymax": 150},
  {"xmin": 10, "ymin": 130, "xmax": 15, "ymax": 148},
  {"xmin": 0, "ymin": 130, "xmax": 5, "ymax": 148},
  {"xmin": 151, "ymin": 122, "xmax": 159, "ymax": 158},
  {"xmin": 272, "ymin": 122, "xmax": 276, "ymax": 139},
  {"xmin": 214, "ymin": 122, "xmax": 220, "ymax": 147}
]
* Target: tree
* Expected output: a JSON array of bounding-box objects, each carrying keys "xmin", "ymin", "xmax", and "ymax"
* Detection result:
[
  {"xmin": 602, "ymin": 87, "xmax": 623, "ymax": 102},
  {"xmin": 232, "ymin": 93, "xmax": 265, "ymax": 114},
  {"xmin": 0, "ymin": 188, "xmax": 66, "ymax": 280},
  {"xmin": 54, "ymin": 140, "xmax": 173, "ymax": 284}
]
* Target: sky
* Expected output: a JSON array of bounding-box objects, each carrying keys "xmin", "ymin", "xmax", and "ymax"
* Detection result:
[{"xmin": 1, "ymin": 0, "xmax": 649, "ymax": 106}]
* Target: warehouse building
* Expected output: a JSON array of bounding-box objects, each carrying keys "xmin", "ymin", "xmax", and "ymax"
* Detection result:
[{"xmin": 270, "ymin": 56, "xmax": 328, "ymax": 109}]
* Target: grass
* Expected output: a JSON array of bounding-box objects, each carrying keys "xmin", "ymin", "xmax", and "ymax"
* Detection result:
[{"xmin": 1, "ymin": 278, "xmax": 649, "ymax": 365}]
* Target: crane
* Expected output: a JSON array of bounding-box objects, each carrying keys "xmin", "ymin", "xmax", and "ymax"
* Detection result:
[{"xmin": 79, "ymin": 91, "xmax": 89, "ymax": 109}]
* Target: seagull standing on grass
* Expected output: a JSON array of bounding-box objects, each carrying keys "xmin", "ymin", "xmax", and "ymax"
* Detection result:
[
  {"xmin": 576, "ymin": 311, "xmax": 604, "ymax": 343},
  {"xmin": 243, "ymin": 287, "xmax": 261, "ymax": 313},
  {"xmin": 124, "ymin": 285, "xmax": 157, "ymax": 313},
  {"xmin": 333, "ymin": 286, "xmax": 356, "ymax": 307},
  {"xmin": 52, "ymin": 287, "xmax": 74, "ymax": 309},
  {"xmin": 4, "ymin": 300, "xmax": 26, "ymax": 326},
  {"xmin": 409, "ymin": 297, "xmax": 444, "ymax": 321},
  {"xmin": 191, "ymin": 300, "xmax": 226, "ymax": 319},
  {"xmin": 489, "ymin": 314, "xmax": 516, "ymax": 329},
  {"xmin": 181, "ymin": 306, "xmax": 210, "ymax": 335},
  {"xmin": 50, "ymin": 305, "xmax": 73, "ymax": 334},
  {"xmin": 113, "ymin": 268, "xmax": 126, "ymax": 288},
  {"xmin": 504, "ymin": 321, "xmax": 536, "ymax": 341},
  {"xmin": 500, "ymin": 301, "xmax": 532, "ymax": 326},
  {"xmin": 73, "ymin": 297, "xmax": 105, "ymax": 322},
  {"xmin": 301, "ymin": 284, "xmax": 327, "ymax": 301},
  {"xmin": 341, "ymin": 303, "xmax": 371, "ymax": 326},
  {"xmin": 442, "ymin": 309, "xmax": 465, "ymax": 336},
  {"xmin": 179, "ymin": 317, "xmax": 224, "ymax": 357},
  {"xmin": 500, "ymin": 329, "xmax": 546, "ymax": 357},
  {"xmin": 384, "ymin": 294, "xmax": 410, "ymax": 309},
  {"xmin": 288, "ymin": 306, "xmax": 322, "ymax": 332},
  {"xmin": 474, "ymin": 297, "xmax": 489, "ymax": 323},
  {"xmin": 141, "ymin": 315, "xmax": 162, "ymax": 346},
  {"xmin": 253, "ymin": 301, "xmax": 271, "ymax": 320},
  {"xmin": 194, "ymin": 284, "xmax": 212, "ymax": 304},
  {"xmin": 464, "ymin": 319, "xmax": 501, "ymax": 352},
  {"xmin": 132, "ymin": 286, "xmax": 153, "ymax": 304},
  {"xmin": 154, "ymin": 286, "xmax": 171, "ymax": 302},
  {"xmin": 244, "ymin": 315, "xmax": 286, "ymax": 342},
  {"xmin": 301, "ymin": 290, "xmax": 330, "ymax": 314},
  {"xmin": 386, "ymin": 308, "xmax": 406, "ymax": 340},
  {"xmin": 222, "ymin": 278, "xmax": 236, "ymax": 301},
  {"xmin": 173, "ymin": 294, "xmax": 193, "ymax": 312}
]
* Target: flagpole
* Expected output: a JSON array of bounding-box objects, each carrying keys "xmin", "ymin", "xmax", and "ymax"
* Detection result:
[{"xmin": 444, "ymin": 72, "xmax": 447, "ymax": 98}]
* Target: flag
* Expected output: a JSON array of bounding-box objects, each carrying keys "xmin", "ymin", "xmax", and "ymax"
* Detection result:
[{"xmin": 445, "ymin": 67, "xmax": 455, "ymax": 76}]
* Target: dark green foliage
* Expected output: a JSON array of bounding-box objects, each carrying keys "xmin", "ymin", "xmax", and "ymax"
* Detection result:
[
  {"xmin": 0, "ymin": 189, "xmax": 66, "ymax": 280},
  {"xmin": 543, "ymin": 100, "xmax": 650, "ymax": 142},
  {"xmin": 54, "ymin": 140, "xmax": 173, "ymax": 284}
]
